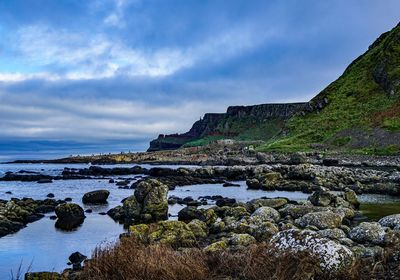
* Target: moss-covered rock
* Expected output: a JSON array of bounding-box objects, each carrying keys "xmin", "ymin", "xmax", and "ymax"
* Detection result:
[
  {"xmin": 188, "ymin": 219, "xmax": 208, "ymax": 238},
  {"xmin": 246, "ymin": 198, "xmax": 288, "ymax": 212},
  {"xmin": 25, "ymin": 272, "xmax": 63, "ymax": 280},
  {"xmin": 295, "ymin": 211, "xmax": 342, "ymax": 230},
  {"xmin": 204, "ymin": 240, "xmax": 228, "ymax": 252},
  {"xmin": 129, "ymin": 220, "xmax": 197, "ymax": 248}
]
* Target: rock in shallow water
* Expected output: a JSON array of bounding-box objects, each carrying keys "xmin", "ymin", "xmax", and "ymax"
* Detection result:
[
  {"xmin": 82, "ymin": 189, "xmax": 110, "ymax": 204},
  {"xmin": 55, "ymin": 203, "xmax": 85, "ymax": 230}
]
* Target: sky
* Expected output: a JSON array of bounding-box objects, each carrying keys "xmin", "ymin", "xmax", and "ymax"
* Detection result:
[{"xmin": 0, "ymin": 0, "xmax": 399, "ymax": 159}]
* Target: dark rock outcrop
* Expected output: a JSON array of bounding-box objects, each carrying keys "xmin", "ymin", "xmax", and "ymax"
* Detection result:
[{"xmin": 82, "ymin": 190, "xmax": 110, "ymax": 204}]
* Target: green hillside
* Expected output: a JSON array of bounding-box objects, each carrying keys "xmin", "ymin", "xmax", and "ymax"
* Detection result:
[{"xmin": 259, "ymin": 22, "xmax": 400, "ymax": 154}]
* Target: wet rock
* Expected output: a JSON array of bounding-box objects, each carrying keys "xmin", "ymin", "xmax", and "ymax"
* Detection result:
[
  {"xmin": 5, "ymin": 191, "xmax": 12, "ymax": 194},
  {"xmin": 271, "ymin": 229, "xmax": 354, "ymax": 271},
  {"xmin": 129, "ymin": 220, "xmax": 197, "ymax": 248},
  {"xmin": 55, "ymin": 203, "xmax": 85, "ymax": 230},
  {"xmin": 37, "ymin": 179, "xmax": 53, "ymax": 184},
  {"xmin": 82, "ymin": 190, "xmax": 110, "ymax": 204},
  {"xmin": 108, "ymin": 179, "xmax": 115, "ymax": 183},
  {"xmin": 246, "ymin": 178, "xmax": 261, "ymax": 189},
  {"xmin": 49, "ymin": 215, "xmax": 57, "ymax": 220},
  {"xmin": 295, "ymin": 211, "xmax": 342, "ymax": 229},
  {"xmin": 222, "ymin": 182, "xmax": 240, "ymax": 187},
  {"xmin": 64, "ymin": 197, "xmax": 72, "ymax": 202},
  {"xmin": 216, "ymin": 198, "xmax": 236, "ymax": 207},
  {"xmin": 46, "ymin": 193, "xmax": 55, "ymax": 198},
  {"xmin": 85, "ymin": 209, "xmax": 93, "ymax": 213},
  {"xmin": 69, "ymin": 251, "xmax": 87, "ymax": 270},
  {"xmin": 348, "ymin": 222, "xmax": 386, "ymax": 245}
]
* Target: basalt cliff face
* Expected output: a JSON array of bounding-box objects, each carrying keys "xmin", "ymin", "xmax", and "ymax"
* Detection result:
[{"xmin": 148, "ymin": 103, "xmax": 308, "ymax": 151}]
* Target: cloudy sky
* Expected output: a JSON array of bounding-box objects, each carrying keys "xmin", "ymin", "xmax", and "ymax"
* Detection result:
[{"xmin": 0, "ymin": 0, "xmax": 399, "ymax": 159}]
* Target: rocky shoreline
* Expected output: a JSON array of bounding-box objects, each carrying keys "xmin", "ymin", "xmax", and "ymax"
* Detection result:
[{"xmin": 27, "ymin": 178, "xmax": 400, "ymax": 279}]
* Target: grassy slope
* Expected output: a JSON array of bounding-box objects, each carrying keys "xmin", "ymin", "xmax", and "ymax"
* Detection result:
[
  {"xmin": 258, "ymin": 23, "xmax": 400, "ymax": 154},
  {"xmin": 183, "ymin": 117, "xmax": 284, "ymax": 147}
]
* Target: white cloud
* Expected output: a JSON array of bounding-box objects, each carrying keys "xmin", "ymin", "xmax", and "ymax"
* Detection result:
[{"xmin": 0, "ymin": 21, "xmax": 275, "ymax": 82}]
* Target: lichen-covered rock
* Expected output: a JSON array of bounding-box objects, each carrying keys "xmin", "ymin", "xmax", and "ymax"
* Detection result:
[
  {"xmin": 188, "ymin": 219, "xmax": 208, "ymax": 238},
  {"xmin": 204, "ymin": 240, "xmax": 228, "ymax": 252},
  {"xmin": 260, "ymin": 172, "xmax": 283, "ymax": 190},
  {"xmin": 271, "ymin": 229, "xmax": 354, "ymax": 271},
  {"xmin": 82, "ymin": 190, "xmax": 110, "ymax": 204},
  {"xmin": 279, "ymin": 204, "xmax": 317, "ymax": 219},
  {"xmin": 249, "ymin": 206, "xmax": 280, "ymax": 223},
  {"xmin": 295, "ymin": 211, "xmax": 342, "ymax": 230},
  {"xmin": 378, "ymin": 214, "xmax": 400, "ymax": 229},
  {"xmin": 351, "ymin": 245, "xmax": 385, "ymax": 259},
  {"xmin": 137, "ymin": 179, "xmax": 169, "ymax": 222},
  {"xmin": 348, "ymin": 222, "xmax": 386, "ymax": 245},
  {"xmin": 178, "ymin": 206, "xmax": 216, "ymax": 225},
  {"xmin": 309, "ymin": 190, "xmax": 334, "ymax": 207},
  {"xmin": 108, "ymin": 179, "xmax": 169, "ymax": 224},
  {"xmin": 249, "ymin": 221, "xmax": 279, "ymax": 241},
  {"xmin": 246, "ymin": 198, "xmax": 288, "ymax": 212},
  {"xmin": 129, "ymin": 220, "xmax": 197, "ymax": 248},
  {"xmin": 228, "ymin": 233, "xmax": 256, "ymax": 247},
  {"xmin": 318, "ymin": 228, "xmax": 347, "ymax": 240},
  {"xmin": 223, "ymin": 206, "xmax": 250, "ymax": 219},
  {"xmin": 343, "ymin": 188, "xmax": 360, "ymax": 209}
]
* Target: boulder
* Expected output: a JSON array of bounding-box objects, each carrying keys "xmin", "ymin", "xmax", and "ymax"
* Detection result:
[
  {"xmin": 69, "ymin": 251, "xmax": 87, "ymax": 270},
  {"xmin": 379, "ymin": 214, "xmax": 400, "ymax": 229},
  {"xmin": 129, "ymin": 220, "xmax": 197, "ymax": 248},
  {"xmin": 54, "ymin": 203, "xmax": 85, "ymax": 230},
  {"xmin": 318, "ymin": 228, "xmax": 347, "ymax": 240},
  {"xmin": 108, "ymin": 179, "xmax": 169, "ymax": 224},
  {"xmin": 348, "ymin": 222, "xmax": 386, "ymax": 245},
  {"xmin": 178, "ymin": 206, "xmax": 216, "ymax": 225},
  {"xmin": 309, "ymin": 190, "xmax": 334, "ymax": 207},
  {"xmin": 295, "ymin": 211, "xmax": 342, "ymax": 230},
  {"xmin": 246, "ymin": 198, "xmax": 288, "ymax": 212},
  {"xmin": 188, "ymin": 219, "xmax": 208, "ymax": 238},
  {"xmin": 82, "ymin": 190, "xmax": 110, "ymax": 204},
  {"xmin": 249, "ymin": 206, "xmax": 280, "ymax": 223},
  {"xmin": 271, "ymin": 229, "xmax": 354, "ymax": 271},
  {"xmin": 343, "ymin": 188, "xmax": 360, "ymax": 209},
  {"xmin": 246, "ymin": 178, "xmax": 261, "ymax": 189},
  {"xmin": 228, "ymin": 233, "xmax": 256, "ymax": 247}
]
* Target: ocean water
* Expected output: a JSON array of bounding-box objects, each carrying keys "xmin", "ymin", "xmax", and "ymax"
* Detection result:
[{"xmin": 0, "ymin": 163, "xmax": 399, "ymax": 279}]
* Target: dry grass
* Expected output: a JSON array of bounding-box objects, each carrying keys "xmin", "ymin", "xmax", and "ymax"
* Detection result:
[{"xmin": 79, "ymin": 237, "xmax": 400, "ymax": 280}]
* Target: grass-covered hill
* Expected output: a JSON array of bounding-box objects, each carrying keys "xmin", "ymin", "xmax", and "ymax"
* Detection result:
[
  {"xmin": 149, "ymin": 22, "xmax": 400, "ymax": 155},
  {"xmin": 259, "ymin": 22, "xmax": 400, "ymax": 155}
]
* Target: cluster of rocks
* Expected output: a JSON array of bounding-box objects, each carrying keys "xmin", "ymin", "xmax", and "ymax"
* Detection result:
[
  {"xmin": 123, "ymin": 182, "xmax": 400, "ymax": 271},
  {"xmin": 107, "ymin": 179, "xmax": 169, "ymax": 224},
  {"xmin": 0, "ymin": 197, "xmax": 64, "ymax": 237}
]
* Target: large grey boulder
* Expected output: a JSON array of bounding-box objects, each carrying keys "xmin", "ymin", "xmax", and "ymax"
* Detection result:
[
  {"xmin": 348, "ymin": 222, "xmax": 386, "ymax": 245},
  {"xmin": 271, "ymin": 229, "xmax": 354, "ymax": 271},
  {"xmin": 379, "ymin": 214, "xmax": 400, "ymax": 229}
]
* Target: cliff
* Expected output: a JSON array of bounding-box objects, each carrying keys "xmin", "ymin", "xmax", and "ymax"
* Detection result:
[{"xmin": 148, "ymin": 102, "xmax": 308, "ymax": 151}]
